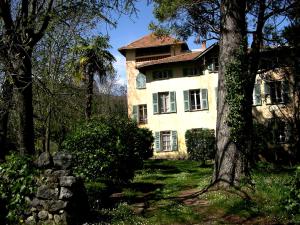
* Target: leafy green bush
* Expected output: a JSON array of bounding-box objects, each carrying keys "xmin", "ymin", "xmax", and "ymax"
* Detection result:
[
  {"xmin": 0, "ymin": 153, "xmax": 37, "ymax": 224},
  {"xmin": 185, "ymin": 128, "xmax": 215, "ymax": 165},
  {"xmin": 285, "ymin": 167, "xmax": 300, "ymax": 221},
  {"xmin": 62, "ymin": 116, "xmax": 153, "ymax": 184}
]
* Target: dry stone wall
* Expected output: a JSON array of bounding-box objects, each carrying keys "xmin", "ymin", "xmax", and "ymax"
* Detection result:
[{"xmin": 25, "ymin": 152, "xmax": 89, "ymax": 225}]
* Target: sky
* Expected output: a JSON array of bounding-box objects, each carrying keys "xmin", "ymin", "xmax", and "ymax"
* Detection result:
[{"xmin": 96, "ymin": 1, "xmax": 200, "ymax": 86}]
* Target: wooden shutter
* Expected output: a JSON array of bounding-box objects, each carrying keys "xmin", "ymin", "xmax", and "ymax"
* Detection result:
[
  {"xmin": 132, "ymin": 105, "xmax": 138, "ymax": 122},
  {"xmin": 171, "ymin": 131, "xmax": 178, "ymax": 151},
  {"xmin": 169, "ymin": 91, "xmax": 177, "ymax": 112},
  {"xmin": 183, "ymin": 90, "xmax": 190, "ymax": 111},
  {"xmin": 253, "ymin": 83, "xmax": 262, "ymax": 105},
  {"xmin": 153, "ymin": 93, "xmax": 159, "ymax": 114},
  {"xmin": 201, "ymin": 89, "xmax": 208, "ymax": 109},
  {"xmin": 154, "ymin": 132, "xmax": 161, "ymax": 151}
]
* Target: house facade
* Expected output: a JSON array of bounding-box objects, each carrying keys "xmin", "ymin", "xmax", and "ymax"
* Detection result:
[{"xmin": 119, "ymin": 34, "xmax": 296, "ymax": 159}]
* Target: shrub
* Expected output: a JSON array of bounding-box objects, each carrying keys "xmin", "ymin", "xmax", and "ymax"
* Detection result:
[
  {"xmin": 285, "ymin": 167, "xmax": 300, "ymax": 221},
  {"xmin": 0, "ymin": 153, "xmax": 37, "ymax": 224},
  {"xmin": 61, "ymin": 116, "xmax": 153, "ymax": 185},
  {"xmin": 185, "ymin": 128, "xmax": 215, "ymax": 165}
]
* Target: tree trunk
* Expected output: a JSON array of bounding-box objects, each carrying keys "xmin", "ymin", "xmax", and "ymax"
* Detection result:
[
  {"xmin": 213, "ymin": 0, "xmax": 250, "ymax": 186},
  {"xmin": 13, "ymin": 53, "xmax": 35, "ymax": 155},
  {"xmin": 0, "ymin": 76, "xmax": 13, "ymax": 160},
  {"xmin": 85, "ymin": 70, "xmax": 94, "ymax": 120}
]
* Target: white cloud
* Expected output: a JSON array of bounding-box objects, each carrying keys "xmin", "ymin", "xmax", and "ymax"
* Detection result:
[{"xmin": 114, "ymin": 54, "xmax": 127, "ymax": 86}]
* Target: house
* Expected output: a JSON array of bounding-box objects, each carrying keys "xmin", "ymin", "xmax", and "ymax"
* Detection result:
[{"xmin": 119, "ymin": 33, "xmax": 297, "ymax": 159}]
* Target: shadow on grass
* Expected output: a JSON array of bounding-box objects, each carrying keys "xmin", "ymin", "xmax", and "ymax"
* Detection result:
[{"xmin": 143, "ymin": 163, "xmax": 181, "ymax": 175}]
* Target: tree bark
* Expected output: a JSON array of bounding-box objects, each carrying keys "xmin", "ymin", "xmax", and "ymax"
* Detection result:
[
  {"xmin": 0, "ymin": 76, "xmax": 13, "ymax": 160},
  {"xmin": 12, "ymin": 51, "xmax": 35, "ymax": 155},
  {"xmin": 213, "ymin": 0, "xmax": 249, "ymax": 186},
  {"xmin": 85, "ymin": 69, "xmax": 94, "ymax": 120}
]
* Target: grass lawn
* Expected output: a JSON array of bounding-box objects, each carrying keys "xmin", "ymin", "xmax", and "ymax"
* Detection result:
[{"xmin": 87, "ymin": 160, "xmax": 298, "ymax": 225}]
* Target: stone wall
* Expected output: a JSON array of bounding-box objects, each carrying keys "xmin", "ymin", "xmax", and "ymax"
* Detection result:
[{"xmin": 25, "ymin": 152, "xmax": 89, "ymax": 225}]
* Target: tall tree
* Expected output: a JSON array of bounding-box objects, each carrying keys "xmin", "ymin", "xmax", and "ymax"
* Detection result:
[
  {"xmin": 0, "ymin": 73, "xmax": 13, "ymax": 159},
  {"xmin": 150, "ymin": 0, "xmax": 296, "ymax": 185},
  {"xmin": 0, "ymin": 0, "xmax": 136, "ymax": 155},
  {"xmin": 72, "ymin": 36, "xmax": 116, "ymax": 120},
  {"xmin": 213, "ymin": 0, "xmax": 249, "ymax": 185}
]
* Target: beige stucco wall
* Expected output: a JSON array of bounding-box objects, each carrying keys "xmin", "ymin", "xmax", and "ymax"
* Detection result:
[
  {"xmin": 252, "ymin": 68, "xmax": 294, "ymax": 124},
  {"xmin": 125, "ymin": 49, "xmax": 218, "ymax": 158}
]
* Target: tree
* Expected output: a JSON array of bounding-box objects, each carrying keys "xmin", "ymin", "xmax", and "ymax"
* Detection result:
[
  {"xmin": 0, "ymin": 73, "xmax": 13, "ymax": 159},
  {"xmin": 0, "ymin": 0, "xmax": 137, "ymax": 155},
  {"xmin": 213, "ymin": 0, "xmax": 249, "ymax": 186},
  {"xmin": 71, "ymin": 36, "xmax": 116, "ymax": 120},
  {"xmin": 151, "ymin": 0, "xmax": 296, "ymax": 186}
]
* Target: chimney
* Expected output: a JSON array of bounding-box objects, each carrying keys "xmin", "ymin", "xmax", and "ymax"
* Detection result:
[{"xmin": 201, "ymin": 40, "xmax": 207, "ymax": 51}]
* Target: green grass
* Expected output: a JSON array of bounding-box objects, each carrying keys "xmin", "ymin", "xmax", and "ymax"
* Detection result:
[{"xmin": 86, "ymin": 160, "xmax": 298, "ymax": 225}]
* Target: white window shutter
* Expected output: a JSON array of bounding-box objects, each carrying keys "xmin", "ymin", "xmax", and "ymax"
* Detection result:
[
  {"xmin": 253, "ymin": 83, "xmax": 262, "ymax": 105},
  {"xmin": 154, "ymin": 132, "xmax": 161, "ymax": 151},
  {"xmin": 132, "ymin": 105, "xmax": 138, "ymax": 122},
  {"xmin": 153, "ymin": 93, "xmax": 158, "ymax": 114},
  {"xmin": 201, "ymin": 89, "xmax": 208, "ymax": 109},
  {"xmin": 169, "ymin": 91, "xmax": 177, "ymax": 112},
  {"xmin": 183, "ymin": 90, "xmax": 190, "ymax": 111},
  {"xmin": 171, "ymin": 131, "xmax": 178, "ymax": 151}
]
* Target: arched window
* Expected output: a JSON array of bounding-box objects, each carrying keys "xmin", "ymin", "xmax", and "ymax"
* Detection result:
[{"xmin": 136, "ymin": 73, "xmax": 146, "ymax": 89}]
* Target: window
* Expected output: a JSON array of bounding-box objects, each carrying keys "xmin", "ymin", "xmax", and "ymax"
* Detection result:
[
  {"xmin": 269, "ymin": 119, "xmax": 291, "ymax": 144},
  {"xmin": 183, "ymin": 67, "xmax": 204, "ymax": 76},
  {"xmin": 136, "ymin": 73, "xmax": 146, "ymax": 89},
  {"xmin": 183, "ymin": 89, "xmax": 208, "ymax": 111},
  {"xmin": 264, "ymin": 80, "xmax": 289, "ymax": 104},
  {"xmin": 252, "ymin": 83, "xmax": 262, "ymax": 106},
  {"xmin": 207, "ymin": 58, "xmax": 219, "ymax": 72},
  {"xmin": 153, "ymin": 92, "xmax": 176, "ymax": 114},
  {"xmin": 153, "ymin": 70, "xmax": 172, "ymax": 80},
  {"xmin": 161, "ymin": 131, "xmax": 171, "ymax": 151},
  {"xmin": 132, "ymin": 104, "xmax": 147, "ymax": 124},
  {"xmin": 154, "ymin": 131, "xmax": 178, "ymax": 151}
]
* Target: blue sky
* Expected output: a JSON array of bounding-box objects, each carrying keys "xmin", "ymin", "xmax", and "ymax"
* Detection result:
[{"xmin": 96, "ymin": 1, "xmax": 200, "ymax": 86}]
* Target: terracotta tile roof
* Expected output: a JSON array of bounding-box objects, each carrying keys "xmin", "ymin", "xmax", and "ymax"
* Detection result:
[
  {"xmin": 137, "ymin": 43, "xmax": 218, "ymax": 69},
  {"xmin": 137, "ymin": 51, "xmax": 202, "ymax": 69},
  {"xmin": 118, "ymin": 33, "xmax": 186, "ymax": 54}
]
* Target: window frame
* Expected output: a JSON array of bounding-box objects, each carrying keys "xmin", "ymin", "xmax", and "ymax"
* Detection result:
[
  {"xmin": 136, "ymin": 72, "xmax": 146, "ymax": 89},
  {"xmin": 153, "ymin": 92, "xmax": 177, "ymax": 114},
  {"xmin": 184, "ymin": 89, "xmax": 209, "ymax": 112},
  {"xmin": 269, "ymin": 118, "xmax": 291, "ymax": 144},
  {"xmin": 132, "ymin": 104, "xmax": 147, "ymax": 124},
  {"xmin": 264, "ymin": 80, "xmax": 289, "ymax": 105},
  {"xmin": 154, "ymin": 130, "xmax": 178, "ymax": 152}
]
